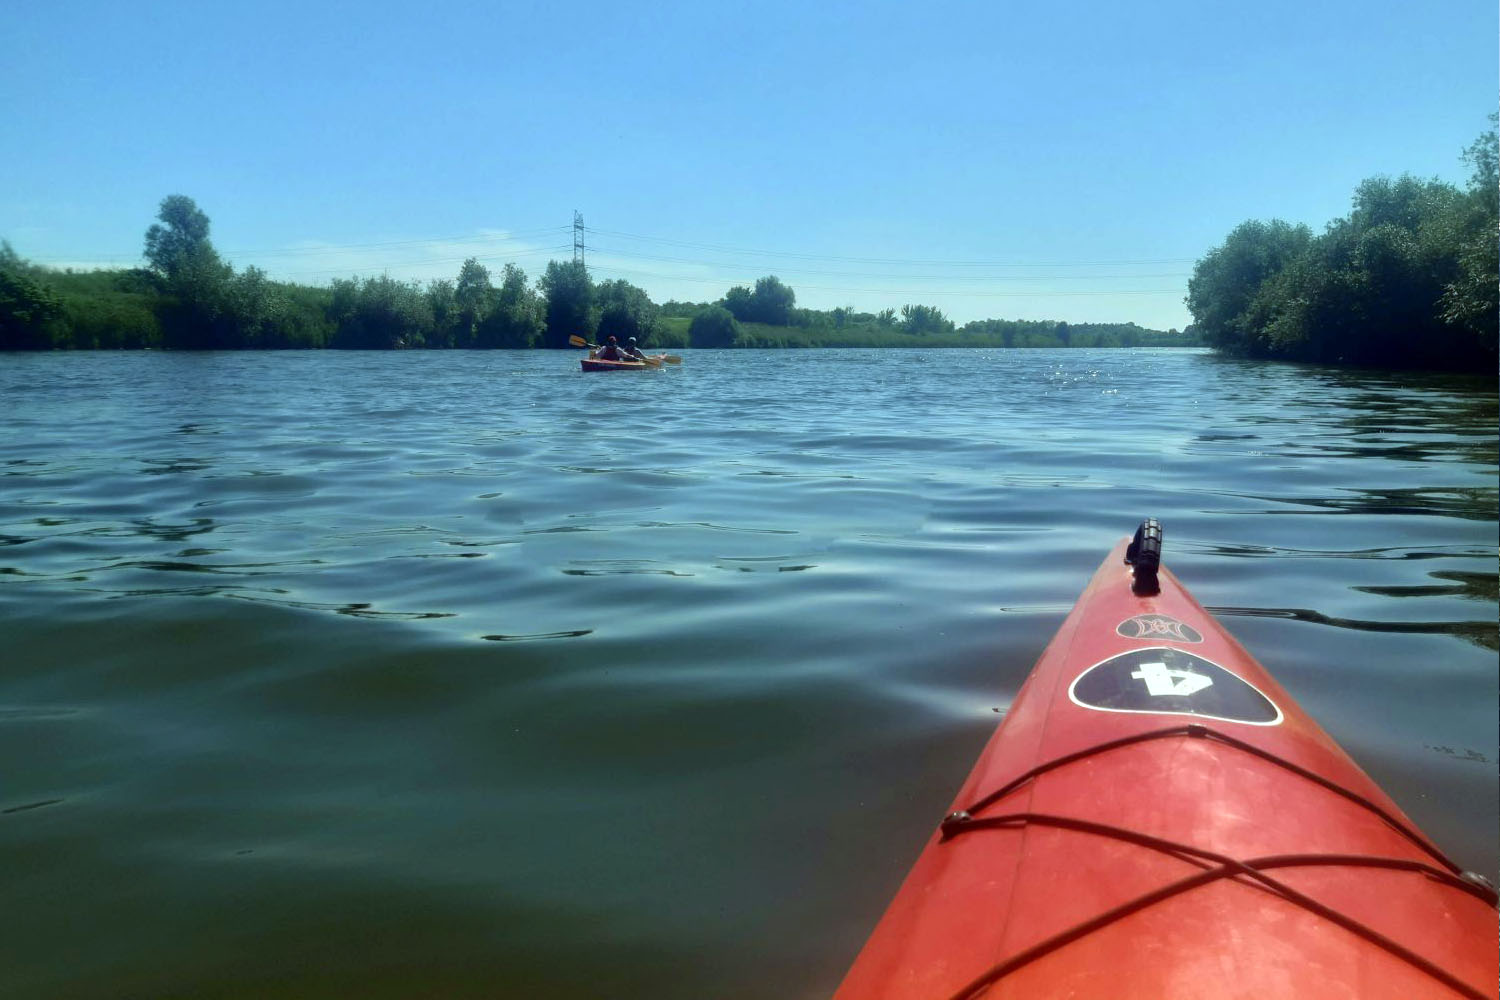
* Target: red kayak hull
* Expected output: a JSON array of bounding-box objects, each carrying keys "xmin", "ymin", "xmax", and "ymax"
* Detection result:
[
  {"xmin": 580, "ymin": 358, "xmax": 646, "ymax": 372},
  {"xmin": 833, "ymin": 537, "xmax": 1497, "ymax": 1000},
  {"xmin": 579, "ymin": 355, "xmax": 665, "ymax": 372}
]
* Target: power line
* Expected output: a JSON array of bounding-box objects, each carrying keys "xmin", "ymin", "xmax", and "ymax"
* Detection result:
[
  {"xmin": 587, "ymin": 263, "xmax": 1184, "ymax": 298},
  {"xmin": 588, "ymin": 226, "xmax": 1196, "ymax": 267},
  {"xmin": 24, "ymin": 226, "xmax": 572, "ymax": 264},
  {"xmin": 220, "ymin": 226, "xmax": 571, "ymax": 258},
  {"xmin": 22, "ymin": 220, "xmax": 1195, "ymax": 272},
  {"xmin": 586, "ymin": 242, "xmax": 1188, "ymax": 282},
  {"xmin": 17, "ymin": 215, "xmax": 1194, "ymax": 303},
  {"xmin": 270, "ymin": 244, "xmax": 574, "ymax": 278}
]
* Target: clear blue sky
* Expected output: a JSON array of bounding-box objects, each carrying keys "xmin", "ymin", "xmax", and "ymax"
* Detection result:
[{"xmin": 4, "ymin": 0, "xmax": 1494, "ymax": 330}]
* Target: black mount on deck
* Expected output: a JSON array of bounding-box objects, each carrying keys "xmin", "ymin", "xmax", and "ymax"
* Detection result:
[{"xmin": 1125, "ymin": 518, "xmax": 1162, "ymax": 595}]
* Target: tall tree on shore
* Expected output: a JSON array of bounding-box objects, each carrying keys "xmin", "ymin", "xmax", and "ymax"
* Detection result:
[
  {"xmin": 595, "ymin": 278, "xmax": 660, "ymax": 344},
  {"xmin": 722, "ymin": 284, "xmax": 753, "ymax": 322},
  {"xmin": 722, "ymin": 275, "xmax": 797, "ymax": 325},
  {"xmin": 539, "ymin": 260, "xmax": 594, "ymax": 348},
  {"xmin": 750, "ymin": 275, "xmax": 795, "ymax": 325},
  {"xmin": 143, "ymin": 195, "xmax": 232, "ymax": 348},
  {"xmin": 477, "ymin": 264, "xmax": 544, "ymax": 347},
  {"xmin": 1441, "ymin": 113, "xmax": 1498, "ymax": 340},
  {"xmin": 454, "ymin": 257, "xmax": 492, "ymax": 347},
  {"xmin": 426, "ymin": 279, "xmax": 458, "ymax": 347},
  {"xmin": 145, "ymin": 196, "xmax": 219, "ymax": 280},
  {"xmin": 1185, "ymin": 219, "xmax": 1312, "ymax": 357}
]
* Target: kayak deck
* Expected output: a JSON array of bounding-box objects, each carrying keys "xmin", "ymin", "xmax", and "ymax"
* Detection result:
[{"xmin": 834, "ymin": 523, "xmax": 1497, "ymax": 1000}]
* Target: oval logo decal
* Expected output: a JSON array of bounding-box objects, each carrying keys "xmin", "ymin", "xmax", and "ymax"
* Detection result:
[
  {"xmin": 1116, "ymin": 614, "xmax": 1203, "ymax": 643},
  {"xmin": 1069, "ymin": 647, "xmax": 1282, "ymax": 726}
]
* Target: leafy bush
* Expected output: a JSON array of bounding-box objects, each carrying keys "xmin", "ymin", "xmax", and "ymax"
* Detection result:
[
  {"xmin": 689, "ymin": 305, "xmax": 741, "ymax": 347},
  {"xmin": 0, "ymin": 247, "xmax": 64, "ymax": 349}
]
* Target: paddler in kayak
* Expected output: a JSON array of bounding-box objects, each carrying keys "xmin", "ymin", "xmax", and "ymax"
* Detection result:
[
  {"xmin": 622, "ymin": 337, "xmax": 648, "ymax": 360},
  {"xmin": 594, "ymin": 335, "xmax": 623, "ymax": 361}
]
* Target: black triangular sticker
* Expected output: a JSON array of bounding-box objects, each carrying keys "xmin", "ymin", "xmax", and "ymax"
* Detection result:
[{"xmin": 1068, "ymin": 647, "xmax": 1282, "ymax": 726}]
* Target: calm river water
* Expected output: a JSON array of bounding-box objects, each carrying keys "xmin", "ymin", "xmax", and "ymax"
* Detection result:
[{"xmin": 1, "ymin": 348, "xmax": 1496, "ymax": 999}]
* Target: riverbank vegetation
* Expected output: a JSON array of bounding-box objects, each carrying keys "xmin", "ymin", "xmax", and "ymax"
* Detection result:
[
  {"xmin": 2, "ymin": 198, "xmax": 1194, "ymax": 352},
  {"xmin": 1188, "ymin": 118, "xmax": 1497, "ymax": 371}
]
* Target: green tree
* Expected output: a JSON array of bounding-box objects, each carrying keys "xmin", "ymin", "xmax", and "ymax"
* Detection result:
[
  {"xmin": 143, "ymin": 195, "xmax": 234, "ymax": 348},
  {"xmin": 722, "ymin": 284, "xmax": 754, "ymax": 322},
  {"xmin": 426, "ymin": 279, "xmax": 459, "ymax": 347},
  {"xmin": 722, "ymin": 276, "xmax": 796, "ymax": 325},
  {"xmin": 1461, "ymin": 114, "xmax": 1499, "ymax": 212},
  {"xmin": 53, "ymin": 268, "xmax": 163, "ymax": 349},
  {"xmin": 539, "ymin": 260, "xmax": 594, "ymax": 348},
  {"xmin": 0, "ymin": 243, "xmax": 63, "ymax": 349},
  {"xmin": 1441, "ymin": 114, "xmax": 1498, "ymax": 344},
  {"xmin": 454, "ymin": 258, "xmax": 492, "ymax": 347},
  {"xmin": 271, "ymin": 282, "xmax": 335, "ymax": 348},
  {"xmin": 1271, "ymin": 176, "xmax": 1475, "ymax": 366},
  {"xmin": 900, "ymin": 303, "xmax": 953, "ymax": 335},
  {"xmin": 1189, "ymin": 127, "xmax": 1496, "ymax": 371},
  {"xmin": 1186, "ymin": 219, "xmax": 1313, "ymax": 356},
  {"xmin": 477, "ymin": 264, "xmax": 544, "ymax": 348},
  {"xmin": 595, "ymin": 278, "xmax": 660, "ymax": 344},
  {"xmin": 327, "ymin": 274, "xmax": 433, "ymax": 349},
  {"xmin": 219, "ymin": 265, "xmax": 289, "ymax": 348},
  {"xmin": 0, "ymin": 241, "xmax": 36, "ymax": 277},
  {"xmin": 1443, "ymin": 221, "xmax": 1498, "ymax": 338},
  {"xmin": 751, "ymin": 275, "xmax": 795, "ymax": 325},
  {"xmin": 689, "ymin": 305, "xmax": 741, "ymax": 347},
  {"xmin": 144, "ymin": 195, "xmax": 218, "ymax": 281}
]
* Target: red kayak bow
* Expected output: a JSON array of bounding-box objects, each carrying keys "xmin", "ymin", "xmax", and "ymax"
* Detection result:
[{"xmin": 833, "ymin": 519, "xmax": 1497, "ymax": 1000}]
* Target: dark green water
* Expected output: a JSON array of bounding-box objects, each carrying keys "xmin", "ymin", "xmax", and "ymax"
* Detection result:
[{"xmin": 2, "ymin": 348, "xmax": 1495, "ymax": 999}]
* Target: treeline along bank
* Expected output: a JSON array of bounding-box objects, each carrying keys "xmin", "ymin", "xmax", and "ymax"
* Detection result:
[
  {"xmin": 3, "ymin": 117, "xmax": 1492, "ymax": 370},
  {"xmin": 0, "ymin": 204, "xmax": 1189, "ymax": 354}
]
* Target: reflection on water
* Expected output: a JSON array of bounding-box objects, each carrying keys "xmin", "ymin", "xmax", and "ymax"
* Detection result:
[
  {"xmin": 481, "ymin": 629, "xmax": 594, "ymax": 641},
  {"xmin": 0, "ymin": 348, "xmax": 1495, "ymax": 1000},
  {"xmin": 1356, "ymin": 570, "xmax": 1498, "ymax": 601},
  {"xmin": 1210, "ymin": 604, "xmax": 1498, "ymax": 650}
]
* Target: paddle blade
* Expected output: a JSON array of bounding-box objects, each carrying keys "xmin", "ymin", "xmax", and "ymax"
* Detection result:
[
  {"xmin": 568, "ymin": 334, "xmax": 589, "ymax": 348},
  {"xmin": 662, "ymin": 355, "xmax": 682, "ymax": 364}
]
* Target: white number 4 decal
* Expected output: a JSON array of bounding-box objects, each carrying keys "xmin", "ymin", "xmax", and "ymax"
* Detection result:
[{"xmin": 1130, "ymin": 661, "xmax": 1213, "ymax": 697}]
